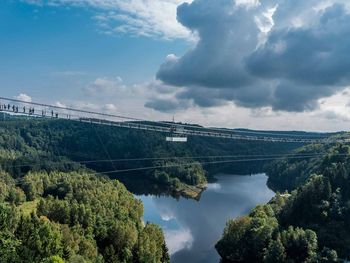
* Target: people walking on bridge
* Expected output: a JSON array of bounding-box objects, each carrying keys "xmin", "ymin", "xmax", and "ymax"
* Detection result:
[{"xmin": 51, "ymin": 110, "xmax": 54, "ymax": 117}]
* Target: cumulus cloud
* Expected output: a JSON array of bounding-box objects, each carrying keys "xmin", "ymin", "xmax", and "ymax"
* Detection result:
[
  {"xmin": 15, "ymin": 93, "xmax": 32, "ymax": 103},
  {"xmin": 24, "ymin": 0, "xmax": 193, "ymax": 40},
  {"xmin": 83, "ymin": 77, "xmax": 126, "ymax": 95},
  {"xmin": 103, "ymin": 103, "xmax": 117, "ymax": 111},
  {"xmin": 155, "ymin": 0, "xmax": 350, "ymax": 112},
  {"xmin": 164, "ymin": 228, "xmax": 193, "ymax": 255},
  {"xmin": 54, "ymin": 100, "xmax": 119, "ymax": 115}
]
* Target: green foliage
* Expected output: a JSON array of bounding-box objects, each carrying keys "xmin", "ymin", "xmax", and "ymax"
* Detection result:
[
  {"xmin": 137, "ymin": 223, "xmax": 167, "ymax": 263},
  {"xmin": 217, "ymin": 142, "xmax": 350, "ymax": 262},
  {"xmin": 0, "ymin": 114, "xmax": 305, "ymax": 262},
  {"xmin": 0, "ymin": 231, "xmax": 20, "ymax": 263},
  {"xmin": 0, "ymin": 170, "xmax": 169, "ymax": 263},
  {"xmin": 319, "ymin": 247, "xmax": 338, "ymax": 263},
  {"xmin": 41, "ymin": 255, "xmax": 65, "ymax": 263},
  {"xmin": 280, "ymin": 226, "xmax": 318, "ymax": 263},
  {"xmin": 0, "ymin": 117, "xmax": 298, "ymax": 191},
  {"xmin": 263, "ymin": 237, "xmax": 286, "ymax": 263},
  {"xmin": 215, "ymin": 205, "xmax": 278, "ymax": 262},
  {"xmin": 15, "ymin": 214, "xmax": 64, "ymax": 262},
  {"xmin": 0, "ymin": 203, "xmax": 17, "ymax": 231}
]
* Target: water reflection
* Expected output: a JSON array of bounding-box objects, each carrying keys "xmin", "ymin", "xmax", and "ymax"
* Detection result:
[{"xmin": 138, "ymin": 174, "xmax": 274, "ymax": 263}]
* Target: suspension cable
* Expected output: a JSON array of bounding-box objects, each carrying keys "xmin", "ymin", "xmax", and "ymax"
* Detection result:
[
  {"xmin": 2, "ymin": 152, "xmax": 342, "ymax": 170},
  {"xmin": 9, "ymin": 153, "xmax": 349, "ymax": 181},
  {"xmin": 85, "ymin": 153, "xmax": 350, "ymax": 175}
]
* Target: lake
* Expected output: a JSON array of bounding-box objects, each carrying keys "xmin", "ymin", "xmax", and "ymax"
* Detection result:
[{"xmin": 137, "ymin": 173, "xmax": 275, "ymax": 263}]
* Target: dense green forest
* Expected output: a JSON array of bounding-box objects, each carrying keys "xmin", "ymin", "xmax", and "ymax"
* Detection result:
[
  {"xmin": 0, "ymin": 115, "xmax": 300, "ymax": 197},
  {"xmin": 0, "ymin": 116, "xmax": 173, "ymax": 262},
  {"xmin": 0, "ymin": 115, "xmax": 335, "ymax": 262},
  {"xmin": 216, "ymin": 143, "xmax": 350, "ymax": 262},
  {"xmin": 0, "ymin": 170, "xmax": 169, "ymax": 262}
]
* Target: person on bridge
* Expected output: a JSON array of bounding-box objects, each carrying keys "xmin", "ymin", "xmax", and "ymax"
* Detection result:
[
  {"xmin": 23, "ymin": 106, "xmax": 26, "ymax": 113},
  {"xmin": 51, "ymin": 110, "xmax": 54, "ymax": 117}
]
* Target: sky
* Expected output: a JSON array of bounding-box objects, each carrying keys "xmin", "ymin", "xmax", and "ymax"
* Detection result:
[{"xmin": 2, "ymin": 0, "xmax": 350, "ymax": 132}]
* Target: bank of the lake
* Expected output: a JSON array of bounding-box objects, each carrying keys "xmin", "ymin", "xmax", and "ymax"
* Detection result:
[{"xmin": 137, "ymin": 173, "xmax": 274, "ymax": 263}]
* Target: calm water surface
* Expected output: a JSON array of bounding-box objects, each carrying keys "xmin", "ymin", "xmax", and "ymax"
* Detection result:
[{"xmin": 137, "ymin": 173, "xmax": 274, "ymax": 263}]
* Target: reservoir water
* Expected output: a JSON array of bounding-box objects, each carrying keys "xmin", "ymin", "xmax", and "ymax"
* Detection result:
[{"xmin": 137, "ymin": 173, "xmax": 274, "ymax": 263}]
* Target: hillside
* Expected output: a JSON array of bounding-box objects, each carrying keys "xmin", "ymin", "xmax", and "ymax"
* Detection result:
[
  {"xmin": 0, "ymin": 170, "xmax": 169, "ymax": 263},
  {"xmin": 216, "ymin": 142, "xmax": 350, "ymax": 262},
  {"xmin": 0, "ymin": 115, "xmax": 301, "ymax": 197}
]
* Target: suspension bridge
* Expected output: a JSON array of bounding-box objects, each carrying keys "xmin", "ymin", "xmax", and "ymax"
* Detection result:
[{"xmin": 0, "ymin": 96, "xmax": 348, "ymax": 144}]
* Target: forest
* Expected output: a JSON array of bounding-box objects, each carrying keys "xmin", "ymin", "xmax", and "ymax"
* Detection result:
[
  {"xmin": 0, "ymin": 170, "xmax": 169, "ymax": 262},
  {"xmin": 0, "ymin": 115, "xmax": 296, "ymax": 262},
  {"xmin": 216, "ymin": 143, "xmax": 350, "ymax": 262},
  {"xmin": 1, "ymin": 115, "xmax": 340, "ymax": 262},
  {"xmin": 0, "ymin": 115, "xmax": 300, "ymax": 196},
  {"xmin": 0, "ymin": 116, "xmax": 173, "ymax": 262}
]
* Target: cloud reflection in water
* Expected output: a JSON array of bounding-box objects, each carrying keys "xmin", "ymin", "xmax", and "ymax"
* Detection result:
[{"xmin": 139, "ymin": 174, "xmax": 274, "ymax": 263}]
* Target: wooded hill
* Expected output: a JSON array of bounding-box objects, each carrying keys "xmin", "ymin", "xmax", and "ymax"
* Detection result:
[{"xmin": 216, "ymin": 142, "xmax": 350, "ymax": 262}]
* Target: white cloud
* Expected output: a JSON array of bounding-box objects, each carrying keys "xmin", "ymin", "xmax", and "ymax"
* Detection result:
[
  {"xmin": 156, "ymin": 0, "xmax": 350, "ymax": 113},
  {"xmin": 164, "ymin": 228, "xmax": 193, "ymax": 255},
  {"xmin": 103, "ymin": 103, "xmax": 117, "ymax": 111},
  {"xmin": 15, "ymin": 93, "xmax": 32, "ymax": 103},
  {"xmin": 83, "ymin": 76, "xmax": 126, "ymax": 95},
  {"xmin": 24, "ymin": 0, "xmax": 194, "ymax": 40},
  {"xmin": 206, "ymin": 183, "xmax": 222, "ymax": 191},
  {"xmin": 47, "ymin": 79, "xmax": 350, "ymax": 132},
  {"xmin": 55, "ymin": 101, "xmax": 67, "ymax": 108}
]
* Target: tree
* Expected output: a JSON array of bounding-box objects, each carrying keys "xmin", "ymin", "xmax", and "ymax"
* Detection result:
[
  {"xmin": 41, "ymin": 255, "xmax": 65, "ymax": 263},
  {"xmin": 216, "ymin": 205, "xmax": 279, "ymax": 262},
  {"xmin": 215, "ymin": 216, "xmax": 251, "ymax": 262},
  {"xmin": 281, "ymin": 226, "xmax": 318, "ymax": 263},
  {"xmin": 0, "ymin": 203, "xmax": 17, "ymax": 231},
  {"xmin": 264, "ymin": 237, "xmax": 286, "ymax": 263},
  {"xmin": 7, "ymin": 187, "xmax": 26, "ymax": 205},
  {"xmin": 15, "ymin": 214, "xmax": 63, "ymax": 262},
  {"xmin": 319, "ymin": 247, "xmax": 338, "ymax": 263},
  {"xmin": 0, "ymin": 231, "xmax": 20, "ymax": 263},
  {"xmin": 137, "ymin": 223, "xmax": 167, "ymax": 263}
]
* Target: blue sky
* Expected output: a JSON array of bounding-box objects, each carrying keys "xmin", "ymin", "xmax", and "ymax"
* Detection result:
[
  {"xmin": 2, "ymin": 0, "xmax": 350, "ymax": 131},
  {"xmin": 0, "ymin": 1, "xmax": 188, "ymax": 99}
]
